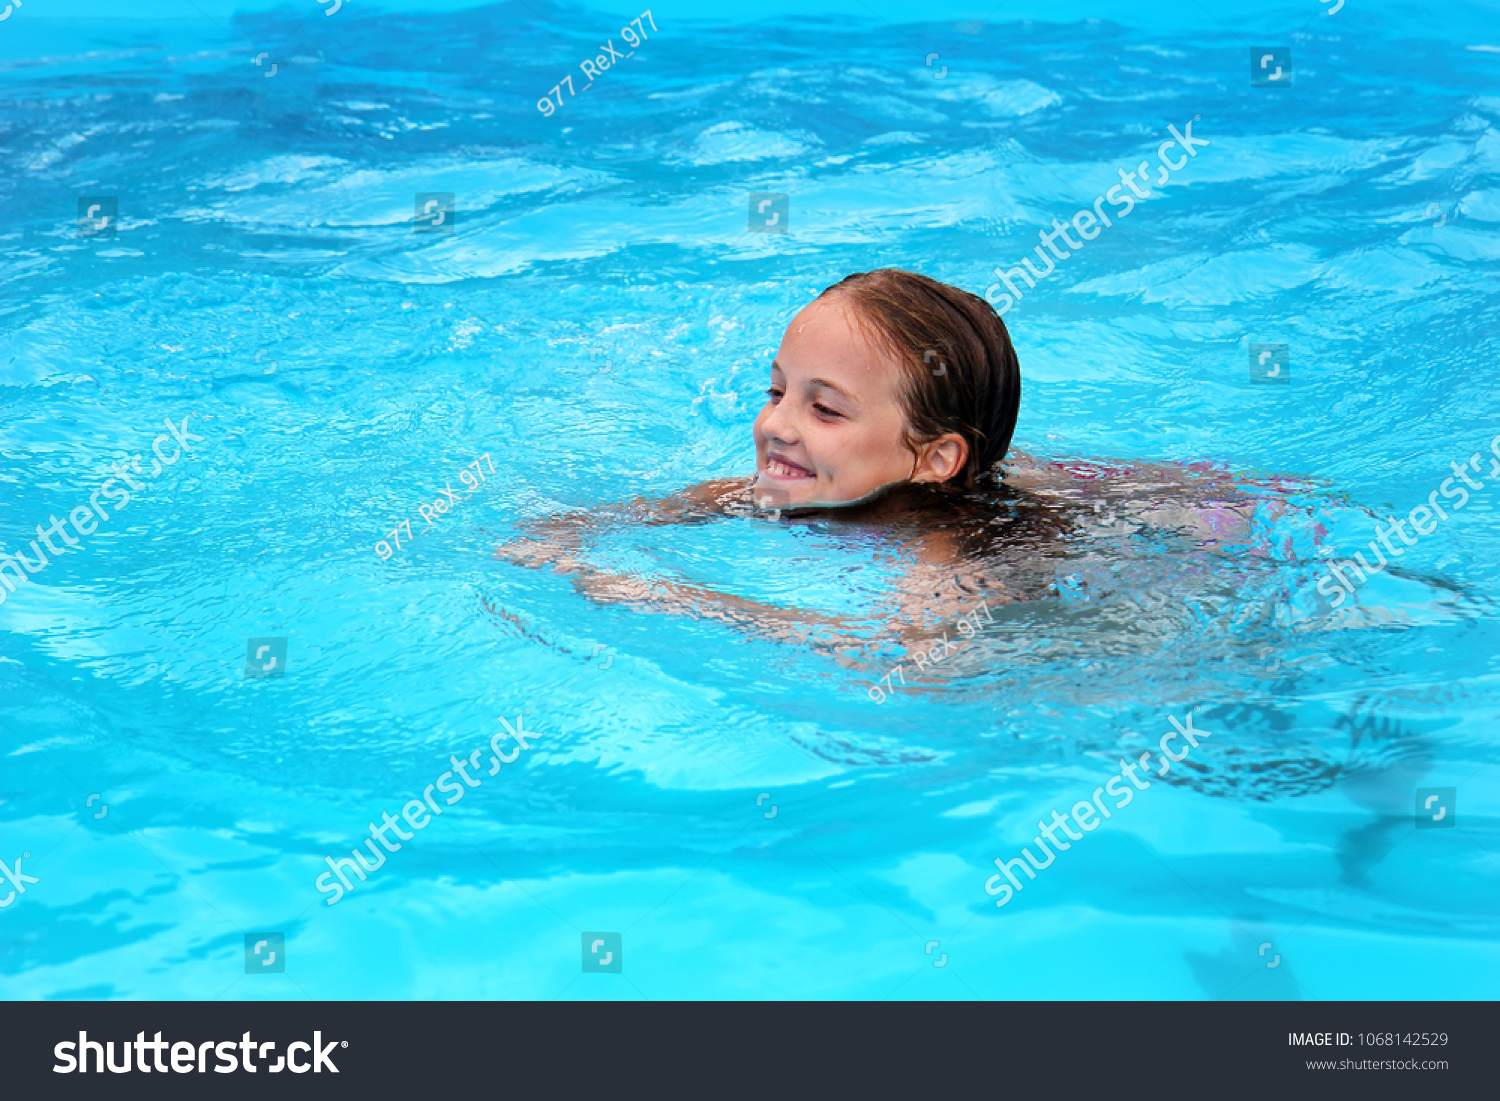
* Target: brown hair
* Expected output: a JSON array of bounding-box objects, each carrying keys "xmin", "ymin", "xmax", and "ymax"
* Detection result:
[{"xmin": 816, "ymin": 269, "xmax": 1022, "ymax": 488}]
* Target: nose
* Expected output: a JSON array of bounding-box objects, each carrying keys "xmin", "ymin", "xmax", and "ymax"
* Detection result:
[{"xmin": 759, "ymin": 396, "xmax": 800, "ymax": 446}]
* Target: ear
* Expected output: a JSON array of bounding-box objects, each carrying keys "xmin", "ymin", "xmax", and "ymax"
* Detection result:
[{"xmin": 911, "ymin": 434, "xmax": 968, "ymax": 484}]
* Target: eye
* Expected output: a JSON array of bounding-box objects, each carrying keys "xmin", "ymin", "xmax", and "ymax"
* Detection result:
[
  {"xmin": 813, "ymin": 403, "xmax": 843, "ymax": 419},
  {"xmin": 765, "ymin": 387, "xmax": 783, "ymax": 401}
]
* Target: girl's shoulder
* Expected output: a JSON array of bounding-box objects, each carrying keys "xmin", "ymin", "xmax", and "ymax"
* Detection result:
[
  {"xmin": 997, "ymin": 449, "xmax": 1256, "ymax": 546},
  {"xmin": 1000, "ymin": 449, "xmax": 1237, "ymax": 496}
]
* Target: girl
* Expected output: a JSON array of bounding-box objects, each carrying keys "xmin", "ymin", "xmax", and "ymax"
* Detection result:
[{"xmin": 495, "ymin": 269, "xmax": 1259, "ymax": 649}]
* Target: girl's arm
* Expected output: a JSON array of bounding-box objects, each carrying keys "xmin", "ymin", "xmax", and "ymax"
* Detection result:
[
  {"xmin": 494, "ymin": 478, "xmax": 747, "ymax": 567},
  {"xmin": 496, "ymin": 480, "xmax": 1010, "ymax": 665},
  {"xmin": 496, "ymin": 478, "xmax": 890, "ymax": 651},
  {"xmin": 571, "ymin": 569, "xmax": 871, "ymax": 652}
]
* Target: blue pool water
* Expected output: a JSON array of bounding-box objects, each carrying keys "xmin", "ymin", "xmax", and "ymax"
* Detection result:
[{"xmin": 2, "ymin": 0, "xmax": 1499, "ymax": 1000}]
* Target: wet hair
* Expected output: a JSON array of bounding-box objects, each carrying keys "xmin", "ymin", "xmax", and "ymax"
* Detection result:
[{"xmin": 815, "ymin": 269, "xmax": 1022, "ymax": 489}]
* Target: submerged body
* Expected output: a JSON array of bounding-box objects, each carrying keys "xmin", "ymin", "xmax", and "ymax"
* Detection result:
[{"xmin": 495, "ymin": 449, "xmax": 1267, "ymax": 658}]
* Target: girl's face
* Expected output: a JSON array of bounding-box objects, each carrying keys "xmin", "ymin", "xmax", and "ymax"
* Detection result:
[{"xmin": 753, "ymin": 296, "xmax": 933, "ymax": 508}]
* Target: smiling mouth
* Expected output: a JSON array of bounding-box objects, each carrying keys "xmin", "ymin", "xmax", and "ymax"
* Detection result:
[{"xmin": 764, "ymin": 455, "xmax": 815, "ymax": 480}]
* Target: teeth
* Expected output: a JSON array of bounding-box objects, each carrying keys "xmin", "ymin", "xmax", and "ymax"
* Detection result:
[{"xmin": 768, "ymin": 459, "xmax": 810, "ymax": 478}]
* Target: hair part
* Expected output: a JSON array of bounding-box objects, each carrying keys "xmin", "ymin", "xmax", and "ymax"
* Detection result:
[{"xmin": 815, "ymin": 269, "xmax": 1022, "ymax": 488}]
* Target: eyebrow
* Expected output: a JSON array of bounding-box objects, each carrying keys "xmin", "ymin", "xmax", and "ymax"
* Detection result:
[{"xmin": 770, "ymin": 359, "xmax": 858, "ymax": 404}]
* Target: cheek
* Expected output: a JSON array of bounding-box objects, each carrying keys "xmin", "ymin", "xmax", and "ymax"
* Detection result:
[{"xmin": 831, "ymin": 426, "xmax": 903, "ymax": 482}]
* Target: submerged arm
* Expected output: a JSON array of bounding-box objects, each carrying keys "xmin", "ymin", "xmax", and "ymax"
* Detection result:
[
  {"xmin": 496, "ymin": 477, "xmax": 888, "ymax": 648},
  {"xmin": 496, "ymin": 482, "xmax": 1020, "ymax": 671},
  {"xmin": 571, "ymin": 569, "xmax": 877, "ymax": 653},
  {"xmin": 496, "ymin": 477, "xmax": 749, "ymax": 567}
]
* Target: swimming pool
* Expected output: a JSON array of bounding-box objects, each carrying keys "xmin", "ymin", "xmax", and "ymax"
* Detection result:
[{"xmin": 2, "ymin": 0, "xmax": 1498, "ymax": 1000}]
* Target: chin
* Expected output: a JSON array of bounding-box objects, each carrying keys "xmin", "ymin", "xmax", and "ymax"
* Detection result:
[{"xmin": 754, "ymin": 469, "xmax": 821, "ymax": 507}]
